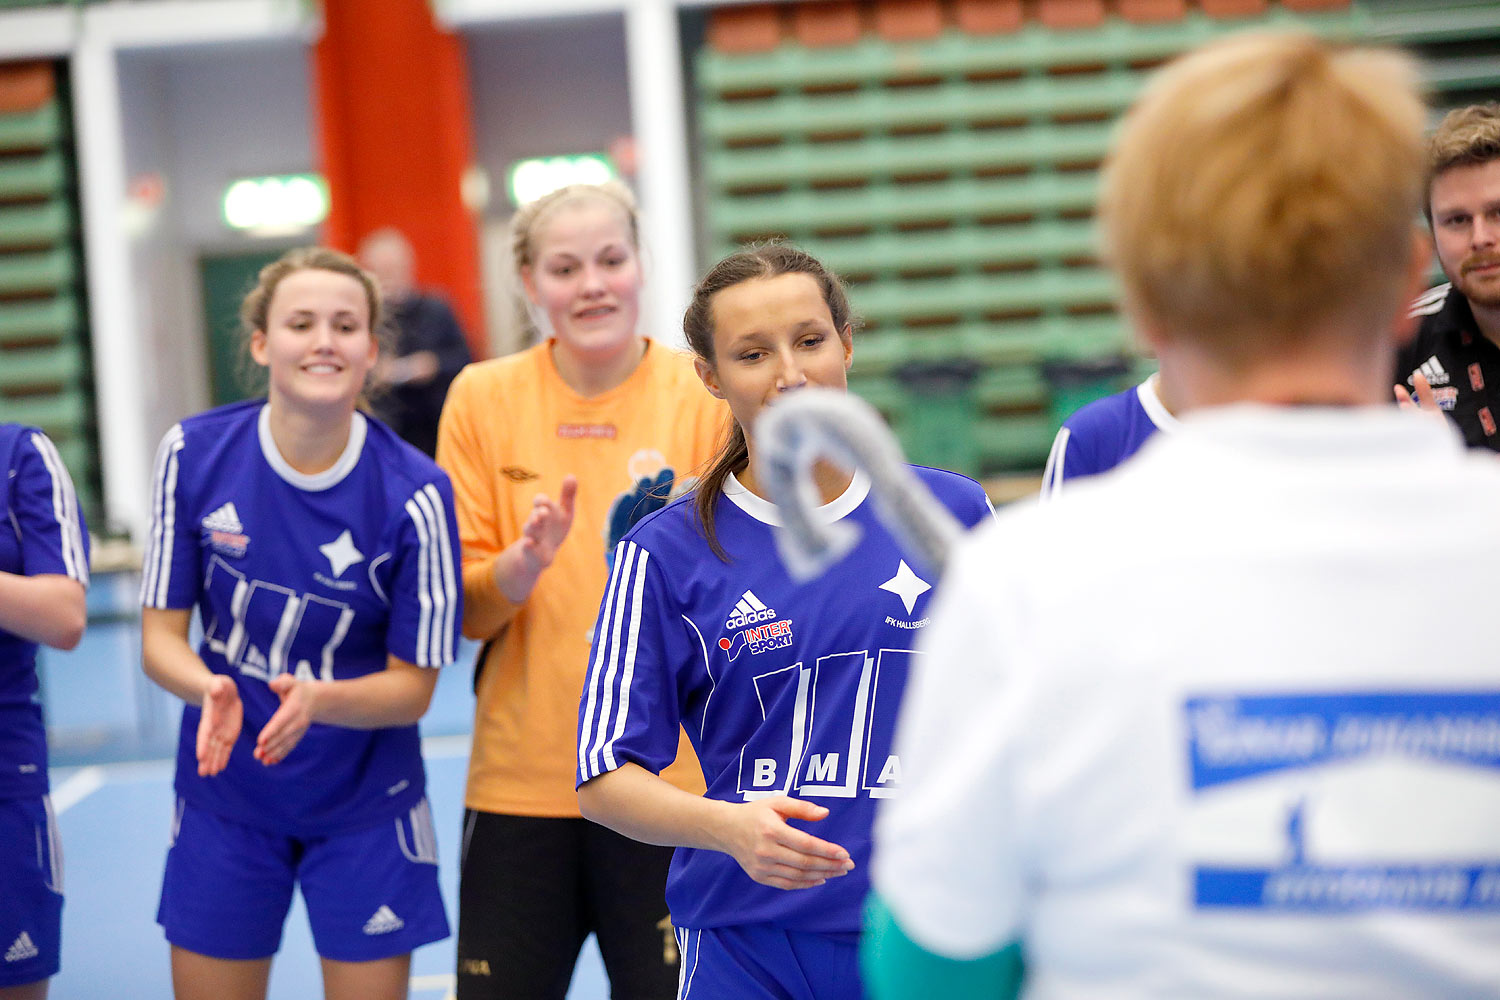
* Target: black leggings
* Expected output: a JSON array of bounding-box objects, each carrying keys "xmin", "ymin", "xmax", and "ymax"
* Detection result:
[{"xmin": 457, "ymin": 811, "xmax": 679, "ymax": 1000}]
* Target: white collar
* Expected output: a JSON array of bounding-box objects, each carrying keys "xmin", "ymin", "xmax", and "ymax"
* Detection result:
[
  {"xmin": 722, "ymin": 469, "xmax": 871, "ymax": 526},
  {"xmin": 257, "ymin": 403, "xmax": 367, "ymax": 492},
  {"xmin": 1136, "ymin": 373, "xmax": 1180, "ymax": 432}
]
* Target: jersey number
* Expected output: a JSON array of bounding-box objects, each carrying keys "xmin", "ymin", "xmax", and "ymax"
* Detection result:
[
  {"xmin": 203, "ymin": 555, "xmax": 354, "ymax": 682},
  {"xmin": 736, "ymin": 648, "xmax": 913, "ymax": 801}
]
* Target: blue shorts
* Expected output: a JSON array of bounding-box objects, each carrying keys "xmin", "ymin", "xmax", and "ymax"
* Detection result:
[
  {"xmin": 158, "ymin": 796, "xmax": 450, "ymax": 962},
  {"xmin": 675, "ymin": 924, "xmax": 865, "ymax": 1000},
  {"xmin": 0, "ymin": 795, "xmax": 63, "ymax": 987}
]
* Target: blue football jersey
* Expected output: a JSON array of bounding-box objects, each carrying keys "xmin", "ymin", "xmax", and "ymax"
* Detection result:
[
  {"xmin": 1040, "ymin": 376, "xmax": 1177, "ymax": 500},
  {"xmin": 141, "ymin": 401, "xmax": 460, "ymax": 835},
  {"xmin": 0, "ymin": 425, "xmax": 89, "ymax": 799},
  {"xmin": 577, "ymin": 467, "xmax": 993, "ymax": 933}
]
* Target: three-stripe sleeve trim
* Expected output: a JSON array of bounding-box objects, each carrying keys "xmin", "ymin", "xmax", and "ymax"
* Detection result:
[
  {"xmin": 141, "ymin": 426, "xmax": 185, "ymax": 608},
  {"xmin": 580, "ymin": 540, "xmax": 651, "ymax": 779},
  {"xmin": 603, "ymin": 550, "xmax": 650, "ymax": 771},
  {"xmin": 578, "ymin": 541, "xmax": 629, "ymax": 776},
  {"xmin": 1408, "ymin": 283, "xmax": 1450, "ymax": 317},
  {"xmin": 403, "ymin": 482, "xmax": 460, "ymax": 668},
  {"xmin": 26, "ymin": 432, "xmax": 88, "ymax": 585}
]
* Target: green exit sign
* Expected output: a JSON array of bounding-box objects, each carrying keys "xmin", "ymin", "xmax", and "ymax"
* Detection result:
[
  {"xmin": 222, "ymin": 174, "xmax": 329, "ymax": 233},
  {"xmin": 507, "ymin": 154, "xmax": 617, "ymax": 207}
]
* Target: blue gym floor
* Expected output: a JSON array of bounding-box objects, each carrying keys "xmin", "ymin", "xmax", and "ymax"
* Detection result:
[{"xmin": 39, "ymin": 574, "xmax": 611, "ymax": 999}]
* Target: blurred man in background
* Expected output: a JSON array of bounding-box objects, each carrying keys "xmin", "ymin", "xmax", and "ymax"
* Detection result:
[
  {"xmin": 360, "ymin": 227, "xmax": 472, "ymax": 457},
  {"xmin": 1396, "ymin": 104, "xmax": 1500, "ymax": 449}
]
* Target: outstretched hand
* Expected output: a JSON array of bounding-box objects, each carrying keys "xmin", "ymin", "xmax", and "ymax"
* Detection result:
[
  {"xmin": 254, "ymin": 673, "xmax": 318, "ymax": 766},
  {"xmin": 195, "ymin": 674, "xmax": 243, "ymax": 777},
  {"xmin": 498, "ymin": 476, "xmax": 578, "ymax": 602},
  {"xmin": 722, "ymin": 796, "xmax": 855, "ymax": 891},
  {"xmin": 1394, "ymin": 371, "xmax": 1441, "ymax": 414}
]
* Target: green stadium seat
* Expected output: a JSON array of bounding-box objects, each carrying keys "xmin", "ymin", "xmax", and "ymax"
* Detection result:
[
  {"xmin": 768, "ymin": 221, "xmax": 1099, "ymax": 280},
  {"xmin": 0, "ymin": 388, "xmax": 86, "ymax": 438},
  {"xmin": 974, "ymin": 413, "xmax": 1055, "ymax": 471},
  {"xmin": 0, "ymin": 246, "xmax": 73, "ymax": 295},
  {"xmin": 704, "ymin": 122, "xmax": 1113, "ymax": 191},
  {"xmin": 1365, "ymin": 2, "xmax": 1500, "ymax": 45},
  {"xmin": 0, "ymin": 342, "xmax": 82, "ymax": 390},
  {"xmin": 0, "ymin": 201, "xmax": 72, "ymax": 249},
  {"xmin": 696, "ymin": 2, "xmax": 1369, "ymax": 477},
  {"xmin": 0, "ymin": 295, "xmax": 77, "ymax": 344},
  {"xmin": 853, "ymin": 268, "xmax": 1116, "ymax": 324},
  {"xmin": 0, "ymin": 101, "xmax": 61, "ymax": 154},
  {"xmin": 0, "ymin": 150, "xmax": 66, "ymax": 203},
  {"xmin": 852, "ymin": 315, "xmax": 1127, "ymax": 374},
  {"xmin": 701, "ymin": 75, "xmax": 1141, "ymax": 144},
  {"xmin": 710, "ymin": 173, "xmax": 1100, "ymax": 239},
  {"xmin": 698, "ymin": 8, "xmax": 1359, "ymax": 95}
]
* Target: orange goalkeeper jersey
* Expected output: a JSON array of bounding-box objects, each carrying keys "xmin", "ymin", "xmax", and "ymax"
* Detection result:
[{"xmin": 437, "ymin": 340, "xmax": 728, "ymax": 816}]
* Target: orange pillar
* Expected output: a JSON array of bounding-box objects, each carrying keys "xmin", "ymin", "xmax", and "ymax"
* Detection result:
[{"xmin": 313, "ymin": 0, "xmax": 486, "ymax": 357}]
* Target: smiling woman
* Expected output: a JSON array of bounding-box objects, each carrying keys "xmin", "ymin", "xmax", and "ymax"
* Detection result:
[
  {"xmin": 434, "ymin": 183, "xmax": 727, "ymax": 1000},
  {"xmin": 137, "ymin": 247, "xmax": 463, "ymax": 1000},
  {"xmin": 573, "ymin": 243, "xmax": 994, "ymax": 1000},
  {"xmin": 249, "ymin": 265, "xmax": 380, "ymax": 447}
]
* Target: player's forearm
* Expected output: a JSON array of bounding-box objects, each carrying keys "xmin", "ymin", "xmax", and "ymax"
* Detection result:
[
  {"xmin": 141, "ymin": 607, "xmax": 216, "ymax": 705},
  {"xmin": 578, "ymin": 762, "xmax": 741, "ymax": 853},
  {"xmin": 0, "ymin": 572, "xmax": 85, "ymax": 650},
  {"xmin": 461, "ymin": 556, "xmax": 522, "ymax": 638},
  {"xmin": 304, "ymin": 662, "xmax": 438, "ymax": 729}
]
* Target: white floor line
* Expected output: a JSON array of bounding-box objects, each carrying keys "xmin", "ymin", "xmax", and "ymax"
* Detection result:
[
  {"xmin": 409, "ymin": 972, "xmax": 457, "ymax": 1000},
  {"xmin": 51, "ymin": 765, "xmax": 106, "ymax": 814},
  {"xmin": 420, "ymin": 733, "xmax": 472, "ymax": 759}
]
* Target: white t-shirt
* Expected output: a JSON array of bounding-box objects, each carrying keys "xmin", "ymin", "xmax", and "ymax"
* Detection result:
[{"xmin": 877, "ymin": 405, "xmax": 1500, "ymax": 999}]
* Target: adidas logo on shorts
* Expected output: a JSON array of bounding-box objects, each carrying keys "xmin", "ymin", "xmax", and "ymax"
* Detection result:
[
  {"xmin": 5, "ymin": 932, "xmax": 38, "ymax": 963},
  {"xmin": 363, "ymin": 905, "xmax": 405, "ymax": 936}
]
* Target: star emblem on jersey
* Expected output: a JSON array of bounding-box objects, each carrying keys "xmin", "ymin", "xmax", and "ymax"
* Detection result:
[
  {"xmin": 879, "ymin": 560, "xmax": 931, "ymax": 616},
  {"xmin": 319, "ymin": 529, "xmax": 364, "ymax": 578}
]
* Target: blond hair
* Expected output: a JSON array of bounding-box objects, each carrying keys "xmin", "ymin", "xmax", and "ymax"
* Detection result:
[
  {"xmin": 1099, "ymin": 32, "xmax": 1425, "ymax": 359},
  {"xmin": 1426, "ymin": 103, "xmax": 1500, "ymax": 218},
  {"xmin": 509, "ymin": 180, "xmax": 640, "ymax": 274}
]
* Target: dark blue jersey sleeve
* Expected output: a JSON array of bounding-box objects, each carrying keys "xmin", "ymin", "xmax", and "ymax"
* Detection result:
[
  {"xmin": 140, "ymin": 423, "xmax": 200, "ymax": 609},
  {"xmin": 577, "ymin": 538, "xmax": 702, "ymax": 785},
  {"xmin": 12, "ymin": 429, "xmax": 89, "ymax": 583},
  {"xmin": 387, "ymin": 475, "xmax": 462, "ymax": 668}
]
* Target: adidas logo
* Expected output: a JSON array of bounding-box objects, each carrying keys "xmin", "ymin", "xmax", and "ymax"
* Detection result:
[
  {"xmin": 5, "ymin": 932, "xmax": 38, "ymax": 963},
  {"xmin": 725, "ymin": 589, "xmax": 776, "ymax": 629},
  {"xmin": 201, "ymin": 502, "xmax": 243, "ymax": 534},
  {"xmin": 1416, "ymin": 355, "xmax": 1451, "ymax": 387},
  {"xmin": 363, "ymin": 905, "xmax": 405, "ymax": 936}
]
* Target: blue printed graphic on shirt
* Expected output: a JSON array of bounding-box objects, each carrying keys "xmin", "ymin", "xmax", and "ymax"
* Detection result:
[
  {"xmin": 1184, "ymin": 692, "xmax": 1500, "ymax": 913},
  {"xmin": 140, "ymin": 401, "xmax": 461, "ymax": 836},
  {"xmin": 577, "ymin": 466, "xmax": 992, "ymax": 933}
]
